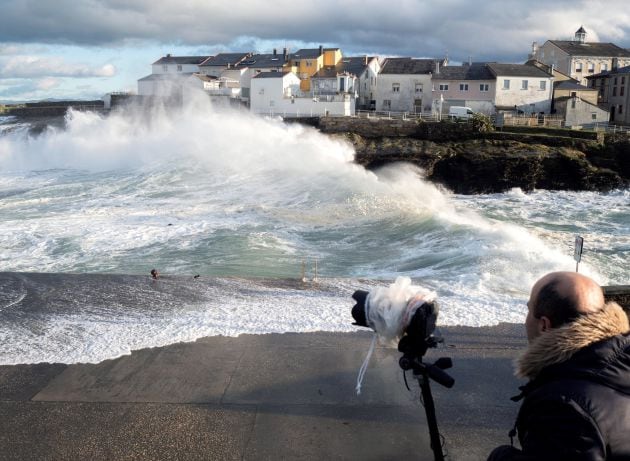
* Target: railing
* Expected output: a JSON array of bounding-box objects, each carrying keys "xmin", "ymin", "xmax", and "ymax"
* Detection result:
[
  {"xmin": 355, "ymin": 110, "xmax": 439, "ymax": 122},
  {"xmin": 500, "ymin": 114, "xmax": 565, "ymax": 128}
]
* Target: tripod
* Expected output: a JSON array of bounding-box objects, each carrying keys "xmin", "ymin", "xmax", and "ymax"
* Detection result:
[{"xmin": 399, "ymin": 336, "xmax": 454, "ymax": 461}]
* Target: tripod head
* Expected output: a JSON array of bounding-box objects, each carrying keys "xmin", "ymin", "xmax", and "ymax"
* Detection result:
[{"xmin": 397, "ymin": 302, "xmax": 454, "ymax": 389}]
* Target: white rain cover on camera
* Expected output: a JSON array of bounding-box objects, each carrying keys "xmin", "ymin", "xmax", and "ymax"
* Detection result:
[
  {"xmin": 365, "ymin": 276, "xmax": 436, "ymax": 346},
  {"xmin": 355, "ymin": 276, "xmax": 437, "ymax": 394}
]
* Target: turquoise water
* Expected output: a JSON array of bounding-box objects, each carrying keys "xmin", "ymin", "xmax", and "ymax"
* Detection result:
[{"xmin": 0, "ymin": 107, "xmax": 627, "ymax": 363}]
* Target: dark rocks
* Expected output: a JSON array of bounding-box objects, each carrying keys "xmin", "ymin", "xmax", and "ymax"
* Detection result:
[{"xmin": 344, "ymin": 135, "xmax": 628, "ymax": 194}]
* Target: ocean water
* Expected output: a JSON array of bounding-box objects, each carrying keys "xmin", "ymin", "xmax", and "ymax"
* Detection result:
[{"xmin": 0, "ymin": 104, "xmax": 628, "ymax": 365}]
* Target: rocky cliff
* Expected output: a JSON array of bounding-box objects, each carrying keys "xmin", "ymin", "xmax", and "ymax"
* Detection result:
[{"xmin": 302, "ymin": 117, "xmax": 629, "ymax": 194}]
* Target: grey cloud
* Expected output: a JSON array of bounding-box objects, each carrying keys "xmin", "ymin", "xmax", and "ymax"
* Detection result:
[
  {"xmin": 1, "ymin": 0, "xmax": 629, "ymax": 62},
  {"xmin": 0, "ymin": 56, "xmax": 116, "ymax": 79}
]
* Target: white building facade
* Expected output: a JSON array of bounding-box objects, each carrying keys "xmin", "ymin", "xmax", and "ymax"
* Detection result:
[
  {"xmin": 431, "ymin": 63, "xmax": 496, "ymax": 115},
  {"xmin": 250, "ymin": 72, "xmax": 355, "ymax": 116},
  {"xmin": 487, "ymin": 63, "xmax": 554, "ymax": 114},
  {"xmin": 531, "ymin": 27, "xmax": 630, "ymax": 85},
  {"xmin": 375, "ymin": 58, "xmax": 445, "ymax": 113}
]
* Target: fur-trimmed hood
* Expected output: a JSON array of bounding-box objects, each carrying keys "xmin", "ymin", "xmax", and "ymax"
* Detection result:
[{"xmin": 516, "ymin": 302, "xmax": 630, "ymax": 380}]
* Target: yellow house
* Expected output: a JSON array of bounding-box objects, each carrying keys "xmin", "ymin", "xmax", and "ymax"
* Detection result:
[{"xmin": 291, "ymin": 46, "xmax": 342, "ymax": 92}]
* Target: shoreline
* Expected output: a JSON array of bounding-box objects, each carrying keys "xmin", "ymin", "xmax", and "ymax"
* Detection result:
[{"xmin": 3, "ymin": 109, "xmax": 629, "ymax": 194}]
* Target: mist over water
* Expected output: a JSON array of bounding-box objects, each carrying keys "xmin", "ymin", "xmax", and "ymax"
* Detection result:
[{"xmin": 0, "ymin": 101, "xmax": 627, "ymax": 364}]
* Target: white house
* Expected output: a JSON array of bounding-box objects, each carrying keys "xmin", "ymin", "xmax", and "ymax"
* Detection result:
[
  {"xmin": 250, "ymin": 72, "xmax": 355, "ymax": 117},
  {"xmin": 487, "ymin": 63, "xmax": 554, "ymax": 114},
  {"xmin": 325, "ymin": 56, "xmax": 382, "ymax": 110},
  {"xmin": 139, "ymin": 54, "xmax": 210, "ymax": 98},
  {"xmin": 233, "ymin": 50, "xmax": 291, "ymax": 104},
  {"xmin": 183, "ymin": 73, "xmax": 242, "ymax": 108},
  {"xmin": 555, "ymin": 96, "xmax": 609, "ymax": 127},
  {"xmin": 531, "ymin": 27, "xmax": 630, "ymax": 86},
  {"xmin": 151, "ymin": 55, "xmax": 210, "ymax": 75},
  {"xmin": 431, "ymin": 62, "xmax": 496, "ymax": 115},
  {"xmin": 137, "ymin": 73, "xmax": 191, "ymax": 98},
  {"xmin": 375, "ymin": 58, "xmax": 446, "ymax": 113},
  {"xmin": 347, "ymin": 56, "xmax": 382, "ymax": 110}
]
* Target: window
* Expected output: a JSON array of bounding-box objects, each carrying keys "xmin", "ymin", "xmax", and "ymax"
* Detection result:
[
  {"xmin": 177, "ymin": 64, "xmax": 182, "ymax": 72},
  {"xmin": 622, "ymin": 87, "xmax": 625, "ymax": 96},
  {"xmin": 587, "ymin": 63, "xmax": 594, "ymax": 73},
  {"xmin": 306, "ymin": 60, "xmax": 312, "ymax": 67},
  {"xmin": 602, "ymin": 63, "xmax": 608, "ymax": 71},
  {"xmin": 439, "ymin": 84, "xmax": 449, "ymax": 91},
  {"xmin": 592, "ymin": 113, "xmax": 597, "ymax": 120},
  {"xmin": 571, "ymin": 99, "xmax": 576, "ymax": 109},
  {"xmin": 459, "ymin": 83, "xmax": 469, "ymax": 91},
  {"xmin": 383, "ymin": 99, "xmax": 391, "ymax": 110},
  {"xmin": 162, "ymin": 65, "xmax": 168, "ymax": 72},
  {"xmin": 540, "ymin": 81, "xmax": 546, "ymax": 90},
  {"xmin": 575, "ymin": 63, "xmax": 583, "ymax": 72},
  {"xmin": 620, "ymin": 105, "xmax": 624, "ymax": 114},
  {"xmin": 622, "ymin": 77, "xmax": 626, "ymax": 85},
  {"xmin": 522, "ymin": 80, "xmax": 529, "ymax": 90},
  {"xmin": 269, "ymin": 100, "xmax": 275, "ymax": 107},
  {"xmin": 415, "ymin": 83, "xmax": 423, "ymax": 93},
  {"xmin": 479, "ymin": 83, "xmax": 489, "ymax": 92},
  {"xmin": 392, "ymin": 83, "xmax": 400, "ymax": 92},
  {"xmin": 503, "ymin": 79, "xmax": 510, "ymax": 89},
  {"xmin": 614, "ymin": 77, "xmax": 618, "ymax": 85},
  {"xmin": 613, "ymin": 87, "xmax": 617, "ymax": 96}
]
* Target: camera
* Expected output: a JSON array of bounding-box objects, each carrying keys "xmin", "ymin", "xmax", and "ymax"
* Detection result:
[{"xmin": 351, "ymin": 277, "xmax": 453, "ymax": 461}]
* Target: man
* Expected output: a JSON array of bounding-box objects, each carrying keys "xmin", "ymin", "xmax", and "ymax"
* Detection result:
[{"xmin": 489, "ymin": 271, "xmax": 630, "ymax": 460}]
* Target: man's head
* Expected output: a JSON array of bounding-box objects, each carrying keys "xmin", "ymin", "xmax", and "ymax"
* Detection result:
[{"xmin": 525, "ymin": 271, "xmax": 605, "ymax": 342}]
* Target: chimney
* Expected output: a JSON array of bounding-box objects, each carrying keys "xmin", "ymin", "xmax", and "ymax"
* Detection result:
[
  {"xmin": 319, "ymin": 45, "xmax": 323, "ymax": 55},
  {"xmin": 468, "ymin": 56, "xmax": 472, "ymax": 66},
  {"xmin": 435, "ymin": 60, "xmax": 440, "ymax": 74},
  {"xmin": 612, "ymin": 57, "xmax": 619, "ymax": 70},
  {"xmin": 365, "ymin": 55, "xmax": 368, "ymax": 65},
  {"xmin": 273, "ymin": 48, "xmax": 277, "ymax": 56},
  {"xmin": 283, "ymin": 48, "xmax": 288, "ymax": 61},
  {"xmin": 166, "ymin": 53, "xmax": 172, "ymax": 58}
]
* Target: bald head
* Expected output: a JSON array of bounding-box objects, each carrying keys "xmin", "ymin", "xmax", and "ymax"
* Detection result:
[{"xmin": 530, "ymin": 271, "xmax": 605, "ymax": 328}]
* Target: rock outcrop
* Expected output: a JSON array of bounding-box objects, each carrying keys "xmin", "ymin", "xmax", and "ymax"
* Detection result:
[{"xmin": 305, "ymin": 118, "xmax": 629, "ymax": 194}]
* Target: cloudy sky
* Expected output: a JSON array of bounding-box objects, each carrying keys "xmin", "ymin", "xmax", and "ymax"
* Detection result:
[{"xmin": 1, "ymin": 0, "xmax": 629, "ymax": 102}]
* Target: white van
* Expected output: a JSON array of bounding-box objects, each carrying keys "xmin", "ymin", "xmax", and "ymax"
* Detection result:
[{"xmin": 448, "ymin": 106, "xmax": 475, "ymax": 120}]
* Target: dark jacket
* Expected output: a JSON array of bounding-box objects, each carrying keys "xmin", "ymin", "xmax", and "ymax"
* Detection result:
[{"xmin": 489, "ymin": 302, "xmax": 630, "ymax": 461}]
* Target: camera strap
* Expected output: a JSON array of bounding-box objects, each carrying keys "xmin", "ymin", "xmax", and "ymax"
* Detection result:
[{"xmin": 355, "ymin": 333, "xmax": 378, "ymax": 395}]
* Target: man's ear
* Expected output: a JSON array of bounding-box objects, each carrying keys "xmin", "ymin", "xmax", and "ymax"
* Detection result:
[{"xmin": 539, "ymin": 316, "xmax": 552, "ymax": 333}]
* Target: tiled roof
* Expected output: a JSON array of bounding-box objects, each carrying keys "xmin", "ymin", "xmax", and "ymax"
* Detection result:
[
  {"xmin": 548, "ymin": 41, "xmax": 630, "ymax": 58},
  {"xmin": 152, "ymin": 56, "xmax": 210, "ymax": 65},
  {"xmin": 487, "ymin": 63, "xmax": 553, "ymax": 78},
  {"xmin": 380, "ymin": 58, "xmax": 440, "ymax": 74},
  {"xmin": 252, "ymin": 71, "xmax": 292, "ymax": 79},
  {"xmin": 554, "ymin": 80, "xmax": 594, "ymax": 90},
  {"xmin": 292, "ymin": 48, "xmax": 323, "ymax": 59},
  {"xmin": 341, "ymin": 57, "xmax": 376, "ymax": 76},
  {"xmin": 200, "ymin": 53, "xmax": 252, "ymax": 67},
  {"xmin": 235, "ymin": 54, "xmax": 289, "ymax": 69},
  {"xmin": 433, "ymin": 63, "xmax": 494, "ymax": 80},
  {"xmin": 138, "ymin": 73, "xmax": 194, "ymax": 81},
  {"xmin": 311, "ymin": 57, "xmax": 376, "ymax": 79}
]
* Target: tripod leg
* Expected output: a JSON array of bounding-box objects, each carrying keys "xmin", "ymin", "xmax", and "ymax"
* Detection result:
[{"xmin": 419, "ymin": 374, "xmax": 444, "ymax": 461}]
